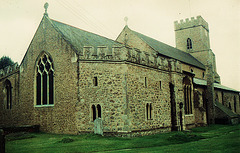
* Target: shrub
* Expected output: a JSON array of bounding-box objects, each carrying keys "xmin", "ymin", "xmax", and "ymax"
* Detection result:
[
  {"xmin": 167, "ymin": 132, "xmax": 205, "ymax": 143},
  {"xmin": 58, "ymin": 137, "xmax": 74, "ymax": 143},
  {"xmin": 6, "ymin": 132, "xmax": 36, "ymax": 141}
]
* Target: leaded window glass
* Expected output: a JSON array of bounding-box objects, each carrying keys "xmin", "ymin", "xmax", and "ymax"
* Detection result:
[{"xmin": 36, "ymin": 53, "xmax": 54, "ymax": 106}]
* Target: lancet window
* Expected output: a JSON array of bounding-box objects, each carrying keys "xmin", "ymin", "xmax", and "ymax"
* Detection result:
[
  {"xmin": 187, "ymin": 38, "xmax": 192, "ymax": 50},
  {"xmin": 183, "ymin": 77, "xmax": 193, "ymax": 114},
  {"xmin": 92, "ymin": 104, "xmax": 101, "ymax": 121},
  {"xmin": 5, "ymin": 79, "xmax": 12, "ymax": 109},
  {"xmin": 146, "ymin": 103, "xmax": 153, "ymax": 120}
]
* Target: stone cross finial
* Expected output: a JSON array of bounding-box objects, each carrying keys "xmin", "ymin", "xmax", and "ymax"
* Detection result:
[
  {"xmin": 44, "ymin": 2, "xmax": 49, "ymax": 16},
  {"xmin": 124, "ymin": 16, "xmax": 128, "ymax": 26}
]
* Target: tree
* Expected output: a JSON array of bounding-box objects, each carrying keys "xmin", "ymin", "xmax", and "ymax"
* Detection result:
[{"xmin": 0, "ymin": 56, "xmax": 14, "ymax": 70}]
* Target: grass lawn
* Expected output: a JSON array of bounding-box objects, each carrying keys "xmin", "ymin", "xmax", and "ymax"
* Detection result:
[{"xmin": 5, "ymin": 124, "xmax": 240, "ymax": 153}]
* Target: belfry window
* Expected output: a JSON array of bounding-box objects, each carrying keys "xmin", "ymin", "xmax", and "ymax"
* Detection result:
[
  {"xmin": 146, "ymin": 103, "xmax": 153, "ymax": 120},
  {"xmin": 5, "ymin": 80, "xmax": 12, "ymax": 109},
  {"xmin": 187, "ymin": 38, "xmax": 192, "ymax": 50},
  {"xmin": 36, "ymin": 53, "xmax": 54, "ymax": 106}
]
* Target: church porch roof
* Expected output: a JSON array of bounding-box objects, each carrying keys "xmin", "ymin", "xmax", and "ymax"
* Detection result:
[{"xmin": 193, "ymin": 78, "xmax": 239, "ymax": 93}]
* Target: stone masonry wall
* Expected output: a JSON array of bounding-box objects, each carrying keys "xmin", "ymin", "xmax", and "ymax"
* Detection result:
[
  {"xmin": 76, "ymin": 62, "xmax": 127, "ymax": 133},
  {"xmin": 181, "ymin": 63, "xmax": 205, "ymax": 79},
  {"xmin": 0, "ymin": 72, "xmax": 20, "ymax": 127},
  {"xmin": 174, "ymin": 16, "xmax": 210, "ymax": 52},
  {"xmin": 193, "ymin": 87, "xmax": 207, "ymax": 126},
  {"xmin": 215, "ymin": 89, "xmax": 240, "ymax": 114},
  {"xmin": 0, "ymin": 16, "xmax": 79, "ymax": 134},
  {"xmin": 127, "ymin": 64, "xmax": 172, "ymax": 131}
]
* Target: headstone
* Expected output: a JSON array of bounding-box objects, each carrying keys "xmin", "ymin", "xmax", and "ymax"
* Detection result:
[
  {"xmin": 94, "ymin": 118, "xmax": 103, "ymax": 135},
  {"xmin": 0, "ymin": 129, "xmax": 5, "ymax": 153}
]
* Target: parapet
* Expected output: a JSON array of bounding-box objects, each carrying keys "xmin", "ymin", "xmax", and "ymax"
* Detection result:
[
  {"xmin": 0, "ymin": 63, "xmax": 19, "ymax": 78},
  {"xmin": 78, "ymin": 45, "xmax": 182, "ymax": 72},
  {"xmin": 174, "ymin": 16, "xmax": 209, "ymax": 31}
]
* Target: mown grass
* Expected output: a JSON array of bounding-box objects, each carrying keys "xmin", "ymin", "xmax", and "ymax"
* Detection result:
[{"xmin": 5, "ymin": 124, "xmax": 240, "ymax": 153}]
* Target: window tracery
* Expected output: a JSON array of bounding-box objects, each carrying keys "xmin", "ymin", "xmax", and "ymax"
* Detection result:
[{"xmin": 36, "ymin": 53, "xmax": 54, "ymax": 106}]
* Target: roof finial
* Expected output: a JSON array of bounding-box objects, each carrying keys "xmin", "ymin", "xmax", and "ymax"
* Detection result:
[
  {"xmin": 124, "ymin": 17, "xmax": 128, "ymax": 26},
  {"xmin": 44, "ymin": 2, "xmax": 49, "ymax": 16}
]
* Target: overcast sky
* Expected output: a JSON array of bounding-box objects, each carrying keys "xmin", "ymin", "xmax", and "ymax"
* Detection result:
[{"xmin": 0, "ymin": 0, "xmax": 239, "ymax": 90}]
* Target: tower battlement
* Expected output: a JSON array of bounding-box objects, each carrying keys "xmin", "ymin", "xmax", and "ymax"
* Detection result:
[{"xmin": 174, "ymin": 16, "xmax": 209, "ymax": 31}]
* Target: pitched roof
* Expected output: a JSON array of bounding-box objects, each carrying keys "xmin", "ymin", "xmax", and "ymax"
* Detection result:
[
  {"xmin": 50, "ymin": 18, "xmax": 205, "ymax": 70},
  {"xmin": 215, "ymin": 101, "xmax": 239, "ymax": 118},
  {"xmin": 193, "ymin": 78, "xmax": 239, "ymax": 93},
  {"xmin": 50, "ymin": 18, "xmax": 121, "ymax": 52},
  {"xmin": 130, "ymin": 28, "xmax": 205, "ymax": 69}
]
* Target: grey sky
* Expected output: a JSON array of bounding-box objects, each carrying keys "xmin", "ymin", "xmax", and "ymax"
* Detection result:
[{"xmin": 0, "ymin": 0, "xmax": 239, "ymax": 90}]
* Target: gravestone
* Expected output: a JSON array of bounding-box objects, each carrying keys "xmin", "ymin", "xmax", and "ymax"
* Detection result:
[
  {"xmin": 94, "ymin": 118, "xmax": 103, "ymax": 135},
  {"xmin": 0, "ymin": 129, "xmax": 5, "ymax": 153}
]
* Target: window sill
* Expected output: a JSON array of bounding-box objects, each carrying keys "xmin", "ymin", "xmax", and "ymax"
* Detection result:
[
  {"xmin": 34, "ymin": 105, "xmax": 54, "ymax": 107},
  {"xmin": 184, "ymin": 114, "xmax": 194, "ymax": 117}
]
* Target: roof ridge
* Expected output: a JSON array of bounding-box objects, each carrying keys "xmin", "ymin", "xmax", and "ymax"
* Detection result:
[
  {"xmin": 50, "ymin": 18, "xmax": 119, "ymax": 44},
  {"xmin": 215, "ymin": 101, "xmax": 238, "ymax": 117},
  {"xmin": 131, "ymin": 28, "xmax": 198, "ymax": 57},
  {"xmin": 128, "ymin": 27, "xmax": 205, "ymax": 69}
]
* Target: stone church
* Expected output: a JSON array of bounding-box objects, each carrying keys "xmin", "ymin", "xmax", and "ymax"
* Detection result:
[{"xmin": 0, "ymin": 5, "xmax": 239, "ymax": 136}]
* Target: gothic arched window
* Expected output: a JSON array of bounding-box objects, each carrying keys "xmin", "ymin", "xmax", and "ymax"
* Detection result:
[
  {"xmin": 5, "ymin": 79, "xmax": 12, "ymax": 109},
  {"xmin": 187, "ymin": 38, "xmax": 192, "ymax": 50},
  {"xmin": 183, "ymin": 76, "xmax": 193, "ymax": 114},
  {"xmin": 92, "ymin": 104, "xmax": 102, "ymax": 121},
  {"xmin": 36, "ymin": 53, "xmax": 54, "ymax": 106}
]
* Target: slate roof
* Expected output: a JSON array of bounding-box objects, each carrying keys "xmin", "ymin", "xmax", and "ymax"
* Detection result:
[
  {"xmin": 193, "ymin": 78, "xmax": 239, "ymax": 93},
  {"xmin": 130, "ymin": 28, "xmax": 205, "ymax": 69},
  {"xmin": 215, "ymin": 101, "xmax": 239, "ymax": 118},
  {"xmin": 50, "ymin": 17, "xmax": 205, "ymax": 70},
  {"xmin": 50, "ymin": 19, "xmax": 121, "ymax": 52}
]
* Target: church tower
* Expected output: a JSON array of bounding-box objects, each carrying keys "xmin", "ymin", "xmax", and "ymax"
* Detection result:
[
  {"xmin": 174, "ymin": 16, "xmax": 220, "ymax": 83},
  {"xmin": 174, "ymin": 16, "xmax": 219, "ymax": 124}
]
